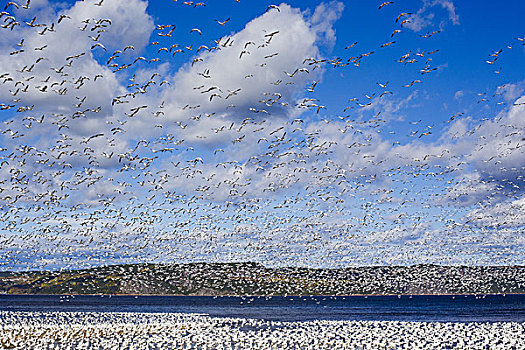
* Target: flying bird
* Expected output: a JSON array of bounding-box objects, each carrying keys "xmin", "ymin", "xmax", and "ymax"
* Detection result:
[
  {"xmin": 215, "ymin": 18, "xmax": 230, "ymax": 26},
  {"xmin": 378, "ymin": 2, "xmax": 394, "ymax": 10}
]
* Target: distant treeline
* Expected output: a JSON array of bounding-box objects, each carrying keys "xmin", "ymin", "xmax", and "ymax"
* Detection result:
[{"xmin": 1, "ymin": 263, "xmax": 524, "ymax": 296}]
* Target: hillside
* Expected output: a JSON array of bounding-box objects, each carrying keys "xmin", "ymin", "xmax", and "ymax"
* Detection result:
[{"xmin": 1, "ymin": 263, "xmax": 524, "ymax": 296}]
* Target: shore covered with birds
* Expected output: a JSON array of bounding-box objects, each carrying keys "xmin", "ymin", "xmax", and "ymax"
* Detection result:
[{"xmin": 0, "ymin": 311, "xmax": 523, "ymax": 349}]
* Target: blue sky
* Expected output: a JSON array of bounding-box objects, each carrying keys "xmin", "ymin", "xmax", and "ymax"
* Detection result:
[{"xmin": 0, "ymin": 0, "xmax": 524, "ymax": 270}]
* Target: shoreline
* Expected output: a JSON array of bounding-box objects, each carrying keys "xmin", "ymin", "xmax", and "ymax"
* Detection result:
[{"xmin": 1, "ymin": 292, "xmax": 524, "ymax": 297}]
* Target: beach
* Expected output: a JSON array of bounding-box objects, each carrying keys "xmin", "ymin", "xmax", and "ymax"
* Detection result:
[{"xmin": 0, "ymin": 311, "xmax": 523, "ymax": 349}]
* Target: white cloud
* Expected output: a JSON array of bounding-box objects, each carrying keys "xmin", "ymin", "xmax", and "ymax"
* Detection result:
[
  {"xmin": 0, "ymin": 0, "xmax": 153, "ymax": 111},
  {"xmin": 494, "ymin": 82, "xmax": 525, "ymax": 103},
  {"xmin": 405, "ymin": 0, "xmax": 460, "ymax": 32},
  {"xmin": 309, "ymin": 0, "xmax": 345, "ymax": 49},
  {"xmin": 465, "ymin": 195, "xmax": 525, "ymax": 229},
  {"xmin": 160, "ymin": 3, "xmax": 340, "ymax": 126},
  {"xmin": 453, "ymin": 90, "xmax": 464, "ymax": 100},
  {"xmin": 0, "ymin": 0, "xmax": 156, "ymax": 207},
  {"xmin": 0, "ymin": 1, "xmax": 347, "ymax": 208}
]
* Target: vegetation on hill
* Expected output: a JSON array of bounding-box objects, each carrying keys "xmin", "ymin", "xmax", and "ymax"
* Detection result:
[{"xmin": 1, "ymin": 263, "xmax": 524, "ymax": 296}]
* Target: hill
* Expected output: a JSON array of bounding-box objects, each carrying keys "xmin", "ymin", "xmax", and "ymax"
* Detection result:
[{"xmin": 1, "ymin": 263, "xmax": 524, "ymax": 296}]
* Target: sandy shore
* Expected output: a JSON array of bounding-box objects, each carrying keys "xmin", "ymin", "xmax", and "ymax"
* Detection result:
[{"xmin": 0, "ymin": 311, "xmax": 523, "ymax": 349}]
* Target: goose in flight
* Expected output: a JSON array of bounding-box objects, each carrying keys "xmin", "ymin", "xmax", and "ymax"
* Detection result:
[
  {"xmin": 215, "ymin": 18, "xmax": 230, "ymax": 26},
  {"xmin": 378, "ymin": 2, "xmax": 393, "ymax": 10}
]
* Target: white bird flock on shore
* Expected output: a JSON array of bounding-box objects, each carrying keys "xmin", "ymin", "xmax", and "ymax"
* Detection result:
[{"xmin": 0, "ymin": 311, "xmax": 523, "ymax": 349}]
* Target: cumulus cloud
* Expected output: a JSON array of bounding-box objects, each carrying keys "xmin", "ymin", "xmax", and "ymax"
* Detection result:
[
  {"xmin": 309, "ymin": 1, "xmax": 345, "ymax": 49},
  {"xmin": 0, "ymin": 1, "xmax": 347, "ymax": 209},
  {"xmin": 405, "ymin": 0, "xmax": 460, "ymax": 32},
  {"xmin": 465, "ymin": 195, "xmax": 525, "ymax": 229},
  {"xmin": 0, "ymin": 0, "xmax": 156, "ymax": 210},
  {"xmin": 160, "ymin": 3, "xmax": 342, "ymax": 126},
  {"xmin": 0, "ymin": 0, "xmax": 153, "ymax": 110}
]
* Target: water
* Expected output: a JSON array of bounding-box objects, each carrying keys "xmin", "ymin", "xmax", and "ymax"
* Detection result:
[{"xmin": 0, "ymin": 294, "xmax": 524, "ymax": 323}]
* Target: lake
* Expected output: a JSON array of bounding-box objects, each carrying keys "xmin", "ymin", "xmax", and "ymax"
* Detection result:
[{"xmin": 0, "ymin": 294, "xmax": 524, "ymax": 323}]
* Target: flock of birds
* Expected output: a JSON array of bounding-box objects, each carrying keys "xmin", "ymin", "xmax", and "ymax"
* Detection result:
[
  {"xmin": 0, "ymin": 311, "xmax": 523, "ymax": 349},
  {"xmin": 0, "ymin": 1, "xmax": 523, "ymax": 349},
  {"xmin": 0, "ymin": 0, "xmax": 523, "ymax": 274}
]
